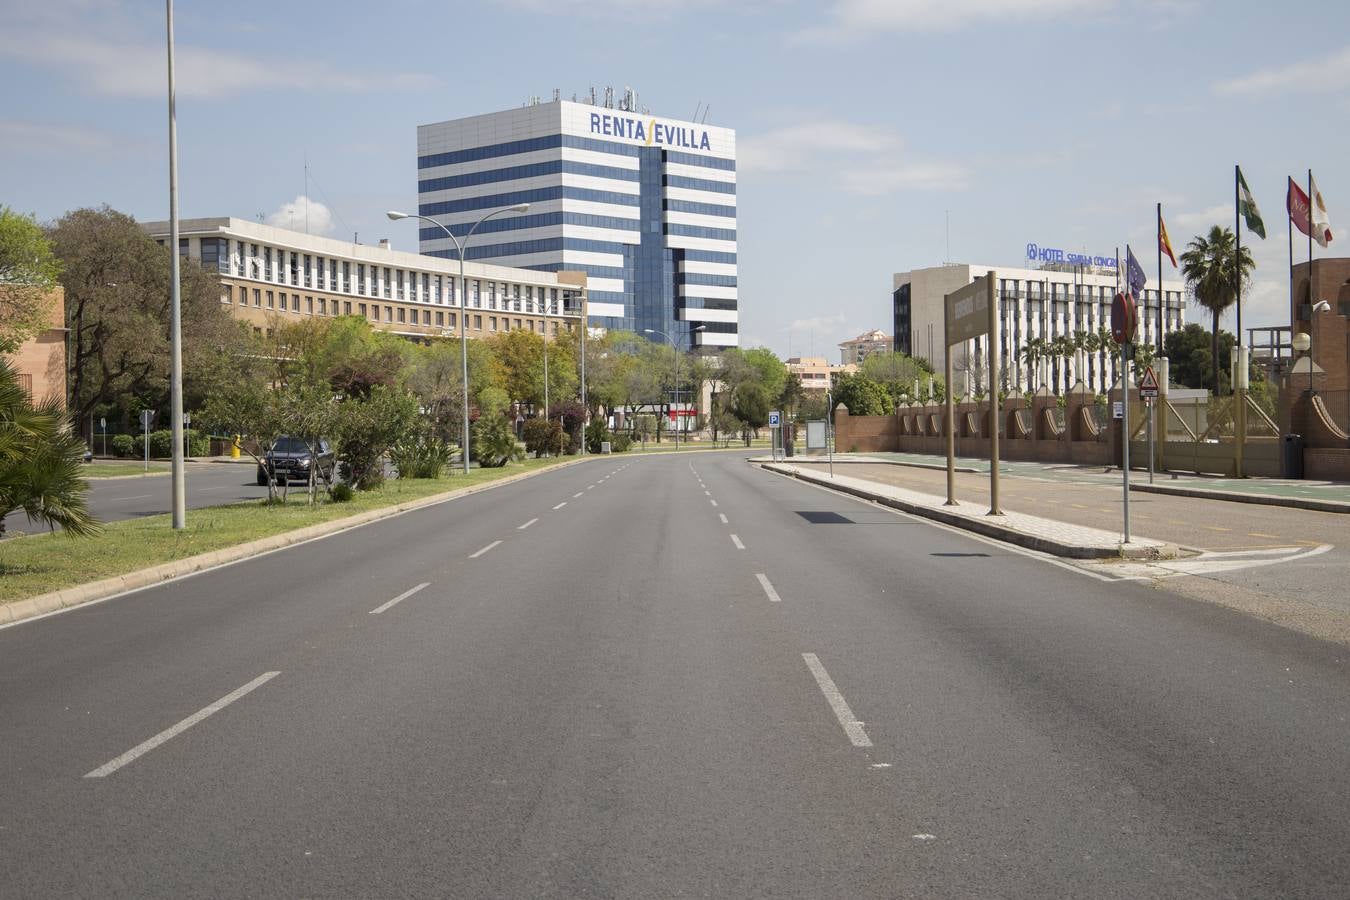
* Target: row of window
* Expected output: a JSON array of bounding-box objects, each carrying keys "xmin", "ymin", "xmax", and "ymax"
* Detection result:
[
  {"xmin": 418, "ymin": 211, "xmax": 644, "ymax": 241},
  {"xmin": 189, "ymin": 237, "xmax": 577, "ymax": 312},
  {"xmin": 420, "ymin": 238, "xmax": 738, "ymax": 267},
  {"xmin": 417, "ymin": 134, "xmax": 734, "ymax": 173},
  {"xmin": 664, "ymin": 199, "xmax": 736, "ymax": 219},
  {"xmin": 417, "ymin": 185, "xmax": 641, "ymax": 218},
  {"xmin": 222, "ymin": 285, "xmax": 567, "ymax": 335},
  {"xmin": 676, "ymin": 272, "xmax": 738, "ymax": 288}
]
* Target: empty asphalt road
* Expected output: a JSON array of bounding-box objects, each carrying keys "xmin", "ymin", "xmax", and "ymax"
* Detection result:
[{"xmin": 4, "ymin": 451, "xmax": 1350, "ymax": 897}]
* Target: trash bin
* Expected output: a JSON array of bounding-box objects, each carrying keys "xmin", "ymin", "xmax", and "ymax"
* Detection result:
[{"xmin": 1282, "ymin": 433, "xmax": 1304, "ymax": 479}]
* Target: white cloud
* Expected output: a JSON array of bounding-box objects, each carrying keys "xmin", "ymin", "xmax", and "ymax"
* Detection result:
[
  {"xmin": 1214, "ymin": 45, "xmax": 1350, "ymax": 96},
  {"xmin": 839, "ymin": 162, "xmax": 968, "ymax": 194},
  {"xmin": 793, "ymin": 0, "xmax": 1112, "ymax": 42},
  {"xmin": 739, "ymin": 121, "xmax": 899, "ymax": 174},
  {"xmin": 0, "ymin": 8, "xmax": 436, "ymax": 99},
  {"xmin": 266, "ymin": 196, "xmax": 335, "ymax": 235}
]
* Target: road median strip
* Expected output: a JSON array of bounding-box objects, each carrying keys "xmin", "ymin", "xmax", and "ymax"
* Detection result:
[{"xmin": 759, "ymin": 462, "xmax": 1177, "ymax": 561}]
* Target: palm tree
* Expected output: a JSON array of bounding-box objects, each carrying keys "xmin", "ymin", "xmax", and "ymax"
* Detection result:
[
  {"xmin": 0, "ymin": 359, "xmax": 98, "ymax": 539},
  {"xmin": 1180, "ymin": 225, "xmax": 1254, "ymax": 394}
]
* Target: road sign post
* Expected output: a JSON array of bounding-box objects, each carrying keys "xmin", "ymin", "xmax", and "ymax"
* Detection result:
[
  {"xmin": 1112, "ymin": 292, "xmax": 1138, "ymax": 544},
  {"xmin": 941, "ymin": 271, "xmax": 1000, "ymax": 512},
  {"xmin": 1139, "ymin": 366, "xmax": 1159, "ymax": 486},
  {"xmin": 100, "ymin": 416, "xmax": 107, "ymax": 458},
  {"xmin": 768, "ymin": 410, "xmax": 781, "ymax": 461},
  {"xmin": 139, "ymin": 409, "xmax": 155, "ymax": 473}
]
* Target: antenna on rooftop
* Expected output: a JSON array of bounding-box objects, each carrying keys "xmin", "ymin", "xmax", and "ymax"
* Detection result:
[
  {"xmin": 700, "ymin": 105, "xmax": 711, "ymax": 124},
  {"xmin": 588, "ymin": 85, "xmax": 597, "ymax": 105},
  {"xmin": 603, "ymin": 86, "xmax": 614, "ymax": 108},
  {"xmin": 552, "ymin": 87, "xmax": 560, "ymax": 102}
]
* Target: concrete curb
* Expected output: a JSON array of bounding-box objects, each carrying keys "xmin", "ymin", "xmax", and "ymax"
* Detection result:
[
  {"xmin": 0, "ymin": 456, "xmax": 601, "ymax": 629},
  {"xmin": 1128, "ymin": 482, "xmax": 1350, "ymax": 514},
  {"xmin": 759, "ymin": 463, "xmax": 1176, "ymax": 561}
]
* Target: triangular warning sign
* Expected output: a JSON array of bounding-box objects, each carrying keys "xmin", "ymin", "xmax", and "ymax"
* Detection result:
[{"xmin": 1139, "ymin": 366, "xmax": 1159, "ymax": 393}]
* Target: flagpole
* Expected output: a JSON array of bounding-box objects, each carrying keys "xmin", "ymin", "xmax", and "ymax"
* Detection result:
[
  {"xmin": 1234, "ymin": 165, "xmax": 1242, "ymax": 373},
  {"xmin": 1157, "ymin": 202, "xmax": 1164, "ymax": 354},
  {"xmin": 1288, "ymin": 178, "xmax": 1295, "ymax": 353},
  {"xmin": 1307, "ymin": 169, "xmax": 1315, "ymax": 312}
]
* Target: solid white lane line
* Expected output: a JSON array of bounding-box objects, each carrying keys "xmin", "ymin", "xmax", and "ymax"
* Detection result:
[
  {"xmin": 801, "ymin": 653, "xmax": 872, "ymax": 748},
  {"xmin": 755, "ymin": 573, "xmax": 782, "ymax": 603},
  {"xmin": 370, "ymin": 581, "xmax": 430, "ymax": 615},
  {"xmin": 719, "ymin": 513, "xmax": 728, "ymax": 524},
  {"xmin": 730, "ymin": 534, "xmax": 746, "ymax": 550},
  {"xmin": 469, "ymin": 540, "xmax": 503, "ymax": 559},
  {"xmin": 553, "ymin": 502, "xmax": 567, "ymax": 510},
  {"xmin": 710, "ymin": 499, "xmax": 718, "ymax": 507},
  {"xmin": 517, "ymin": 518, "xmax": 539, "ymax": 530},
  {"xmin": 84, "ymin": 672, "xmax": 280, "ymax": 778},
  {"xmin": 573, "ymin": 492, "xmax": 584, "ymax": 498}
]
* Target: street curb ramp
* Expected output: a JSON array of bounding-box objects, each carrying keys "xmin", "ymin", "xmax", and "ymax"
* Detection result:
[
  {"xmin": 758, "ymin": 462, "xmax": 1177, "ymax": 561},
  {"xmin": 1, "ymin": 456, "xmax": 600, "ymax": 629}
]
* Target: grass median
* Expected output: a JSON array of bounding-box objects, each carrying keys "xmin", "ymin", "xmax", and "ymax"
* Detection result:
[
  {"xmin": 81, "ymin": 463, "xmax": 170, "ymax": 478},
  {"xmin": 1, "ymin": 456, "xmax": 579, "ymax": 605}
]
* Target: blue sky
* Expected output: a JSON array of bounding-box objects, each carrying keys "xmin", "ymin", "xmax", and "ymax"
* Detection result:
[{"xmin": 2, "ymin": 0, "xmax": 1346, "ymax": 359}]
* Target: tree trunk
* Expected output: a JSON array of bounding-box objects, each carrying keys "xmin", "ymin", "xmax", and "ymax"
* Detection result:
[{"xmin": 1211, "ymin": 308, "xmax": 1221, "ymax": 395}]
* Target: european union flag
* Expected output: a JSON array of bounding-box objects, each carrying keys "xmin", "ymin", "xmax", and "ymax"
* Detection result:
[{"xmin": 1126, "ymin": 245, "xmax": 1147, "ymax": 297}]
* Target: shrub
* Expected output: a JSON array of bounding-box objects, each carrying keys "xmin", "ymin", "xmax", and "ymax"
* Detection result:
[
  {"xmin": 110, "ymin": 434, "xmax": 135, "ymax": 458},
  {"xmin": 472, "ymin": 413, "xmax": 522, "ymax": 468},
  {"xmin": 585, "ymin": 417, "xmax": 610, "ymax": 454},
  {"xmin": 611, "ymin": 433, "xmax": 632, "ymax": 453},
  {"xmin": 522, "ymin": 418, "xmax": 564, "ymax": 458},
  {"xmin": 132, "ymin": 428, "xmax": 210, "ymax": 458},
  {"xmin": 329, "ymin": 482, "xmax": 354, "ymax": 503},
  {"xmin": 390, "ymin": 429, "xmax": 450, "ymax": 479},
  {"xmin": 335, "ymin": 386, "xmax": 419, "ymax": 490}
]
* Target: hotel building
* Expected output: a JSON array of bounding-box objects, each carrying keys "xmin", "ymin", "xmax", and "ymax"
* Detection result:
[
  {"xmin": 142, "ymin": 217, "xmax": 586, "ymax": 340},
  {"xmin": 416, "ymin": 95, "xmax": 737, "ymax": 348},
  {"xmin": 893, "ymin": 262, "xmax": 1186, "ymax": 395}
]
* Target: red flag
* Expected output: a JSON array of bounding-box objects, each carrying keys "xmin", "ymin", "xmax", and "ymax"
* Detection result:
[
  {"xmin": 1288, "ymin": 176, "xmax": 1314, "ymax": 240},
  {"xmin": 1158, "ymin": 210, "xmax": 1177, "ymax": 267}
]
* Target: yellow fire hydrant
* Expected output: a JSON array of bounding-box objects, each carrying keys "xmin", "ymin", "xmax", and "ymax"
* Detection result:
[{"xmin": 231, "ymin": 434, "xmax": 241, "ymax": 460}]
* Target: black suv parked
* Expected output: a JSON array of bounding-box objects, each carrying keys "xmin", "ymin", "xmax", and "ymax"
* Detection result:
[{"xmin": 257, "ymin": 436, "xmax": 335, "ymax": 485}]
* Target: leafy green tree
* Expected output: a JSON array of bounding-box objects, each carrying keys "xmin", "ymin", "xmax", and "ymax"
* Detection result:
[
  {"xmin": 334, "ymin": 385, "xmax": 418, "ymax": 489},
  {"xmin": 0, "ymin": 207, "xmax": 63, "ymax": 354},
  {"xmin": 1180, "ymin": 225, "xmax": 1254, "ymax": 395},
  {"xmin": 732, "ymin": 381, "xmax": 770, "ymax": 444},
  {"xmin": 860, "ymin": 351, "xmax": 930, "ymax": 405},
  {"xmin": 522, "ymin": 417, "xmax": 563, "ymax": 457},
  {"xmin": 1164, "ymin": 323, "xmax": 1238, "ymax": 393},
  {"xmin": 405, "ymin": 337, "xmax": 499, "ymax": 447},
  {"xmin": 830, "ymin": 371, "xmax": 889, "ymax": 416},
  {"xmin": 0, "ymin": 359, "xmax": 97, "ymax": 538},
  {"xmin": 48, "ymin": 206, "xmax": 250, "ymax": 441}
]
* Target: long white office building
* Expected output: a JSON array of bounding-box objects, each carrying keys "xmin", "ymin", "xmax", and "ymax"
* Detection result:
[
  {"xmin": 417, "ymin": 94, "xmax": 738, "ymax": 348},
  {"xmin": 893, "ymin": 262, "xmax": 1187, "ymax": 394}
]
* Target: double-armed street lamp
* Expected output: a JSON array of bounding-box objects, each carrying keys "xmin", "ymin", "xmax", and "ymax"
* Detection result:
[
  {"xmin": 386, "ymin": 203, "xmax": 529, "ymax": 474},
  {"xmin": 644, "ymin": 325, "xmax": 706, "ymax": 449}
]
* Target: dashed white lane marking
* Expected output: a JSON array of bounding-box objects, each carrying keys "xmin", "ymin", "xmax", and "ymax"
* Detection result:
[
  {"xmin": 710, "ymin": 499, "xmax": 718, "ymax": 507},
  {"xmin": 553, "ymin": 502, "xmax": 567, "ymax": 510},
  {"xmin": 84, "ymin": 671, "xmax": 280, "ymax": 778},
  {"xmin": 801, "ymin": 653, "xmax": 872, "ymax": 748},
  {"xmin": 517, "ymin": 518, "xmax": 539, "ymax": 530},
  {"xmin": 587, "ymin": 484, "xmax": 595, "ymax": 490},
  {"xmin": 755, "ymin": 573, "xmax": 782, "ymax": 602},
  {"xmin": 730, "ymin": 534, "xmax": 746, "ymax": 550},
  {"xmin": 369, "ymin": 581, "xmax": 430, "ymax": 614},
  {"xmin": 704, "ymin": 490, "xmax": 711, "ymax": 496},
  {"xmin": 119, "ymin": 494, "xmax": 152, "ymax": 501},
  {"xmin": 573, "ymin": 492, "xmax": 584, "ymax": 498},
  {"xmin": 719, "ymin": 513, "xmax": 728, "ymax": 524},
  {"xmin": 469, "ymin": 540, "xmax": 503, "ymax": 559}
]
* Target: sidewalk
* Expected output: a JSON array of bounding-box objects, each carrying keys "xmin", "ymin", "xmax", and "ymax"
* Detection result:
[
  {"xmin": 758, "ymin": 462, "xmax": 1177, "ymax": 560},
  {"xmin": 817, "ymin": 450, "xmax": 1350, "ymax": 513}
]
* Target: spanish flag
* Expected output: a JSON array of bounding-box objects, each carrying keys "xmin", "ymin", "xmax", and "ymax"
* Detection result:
[{"xmin": 1158, "ymin": 207, "xmax": 1177, "ymax": 267}]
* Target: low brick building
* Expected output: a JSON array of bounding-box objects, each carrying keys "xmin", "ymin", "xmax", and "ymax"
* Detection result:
[{"xmin": 4, "ymin": 287, "xmax": 66, "ymax": 408}]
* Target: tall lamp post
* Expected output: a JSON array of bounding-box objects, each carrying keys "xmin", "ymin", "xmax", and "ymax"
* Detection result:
[
  {"xmin": 165, "ymin": 0, "xmax": 186, "ymax": 529},
  {"xmin": 644, "ymin": 325, "xmax": 706, "ymax": 449},
  {"xmin": 387, "ymin": 203, "xmax": 530, "ymax": 474}
]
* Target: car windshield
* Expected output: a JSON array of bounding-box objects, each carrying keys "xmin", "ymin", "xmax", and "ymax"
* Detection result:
[{"xmin": 271, "ymin": 437, "xmax": 310, "ymax": 453}]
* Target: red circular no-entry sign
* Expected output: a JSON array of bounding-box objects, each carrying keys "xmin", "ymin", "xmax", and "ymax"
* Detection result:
[{"xmin": 1111, "ymin": 292, "xmax": 1138, "ymax": 345}]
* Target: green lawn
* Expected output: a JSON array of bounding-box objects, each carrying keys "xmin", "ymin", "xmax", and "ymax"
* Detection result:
[
  {"xmin": 81, "ymin": 463, "xmax": 170, "ymax": 478},
  {"xmin": 1, "ymin": 456, "xmax": 579, "ymax": 605}
]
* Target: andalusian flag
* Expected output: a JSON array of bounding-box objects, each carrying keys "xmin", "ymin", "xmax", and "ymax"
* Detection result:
[
  {"xmin": 1237, "ymin": 166, "xmax": 1266, "ymax": 238},
  {"xmin": 1158, "ymin": 208, "xmax": 1177, "ymax": 267}
]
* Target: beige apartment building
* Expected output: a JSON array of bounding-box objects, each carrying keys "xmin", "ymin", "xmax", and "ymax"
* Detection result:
[
  {"xmin": 787, "ymin": 356, "xmax": 856, "ymax": 393},
  {"xmin": 142, "ymin": 218, "xmax": 587, "ymax": 341},
  {"xmin": 838, "ymin": 329, "xmax": 892, "ymax": 366}
]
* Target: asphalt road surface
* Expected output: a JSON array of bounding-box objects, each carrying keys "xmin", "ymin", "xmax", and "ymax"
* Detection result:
[
  {"xmin": 4, "ymin": 451, "xmax": 1350, "ymax": 897},
  {"xmin": 9, "ymin": 464, "xmax": 269, "ymax": 536}
]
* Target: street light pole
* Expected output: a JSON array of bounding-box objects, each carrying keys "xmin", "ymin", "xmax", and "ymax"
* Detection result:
[
  {"xmin": 387, "ymin": 204, "xmax": 529, "ymax": 474},
  {"xmin": 166, "ymin": 0, "xmax": 186, "ymax": 529},
  {"xmin": 645, "ymin": 326, "xmax": 705, "ymax": 449}
]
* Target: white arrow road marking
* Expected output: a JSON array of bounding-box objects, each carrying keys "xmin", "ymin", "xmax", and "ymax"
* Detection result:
[{"xmin": 1105, "ymin": 544, "xmax": 1333, "ymax": 579}]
